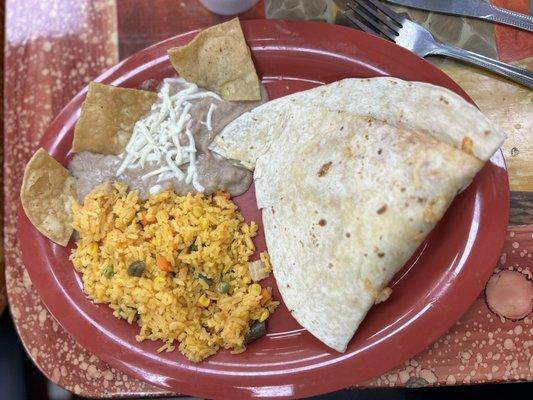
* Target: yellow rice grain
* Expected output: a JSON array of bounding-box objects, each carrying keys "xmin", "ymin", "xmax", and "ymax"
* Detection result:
[{"xmin": 70, "ymin": 182, "xmax": 277, "ymax": 362}]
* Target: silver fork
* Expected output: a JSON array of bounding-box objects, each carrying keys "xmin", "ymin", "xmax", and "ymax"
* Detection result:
[{"xmin": 344, "ymin": 0, "xmax": 533, "ymax": 88}]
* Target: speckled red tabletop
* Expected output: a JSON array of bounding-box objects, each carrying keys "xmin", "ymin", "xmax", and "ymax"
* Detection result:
[{"xmin": 3, "ymin": 0, "xmax": 532, "ymax": 397}]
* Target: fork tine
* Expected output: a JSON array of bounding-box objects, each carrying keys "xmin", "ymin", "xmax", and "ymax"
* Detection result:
[
  {"xmin": 354, "ymin": 0, "xmax": 400, "ymax": 31},
  {"xmin": 353, "ymin": 0, "xmax": 399, "ymax": 38},
  {"xmin": 362, "ymin": 0, "xmax": 405, "ymax": 25},
  {"xmin": 345, "ymin": 2, "xmax": 398, "ymax": 42},
  {"xmin": 343, "ymin": 9, "xmax": 382, "ymax": 37}
]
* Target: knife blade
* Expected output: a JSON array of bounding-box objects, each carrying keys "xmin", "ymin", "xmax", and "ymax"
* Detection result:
[{"xmin": 385, "ymin": 0, "xmax": 533, "ymax": 32}]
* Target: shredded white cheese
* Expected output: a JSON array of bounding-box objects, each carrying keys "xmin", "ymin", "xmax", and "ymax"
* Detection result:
[
  {"xmin": 149, "ymin": 184, "xmax": 163, "ymax": 196},
  {"xmin": 202, "ymin": 103, "xmax": 217, "ymax": 131},
  {"xmin": 116, "ymin": 78, "xmax": 218, "ymax": 193}
]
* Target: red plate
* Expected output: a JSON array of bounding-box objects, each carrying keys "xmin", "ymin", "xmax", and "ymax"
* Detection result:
[{"xmin": 19, "ymin": 20, "xmax": 509, "ymax": 399}]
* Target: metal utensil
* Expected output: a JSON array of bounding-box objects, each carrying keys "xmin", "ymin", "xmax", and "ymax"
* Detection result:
[
  {"xmin": 385, "ymin": 0, "xmax": 533, "ymax": 32},
  {"xmin": 344, "ymin": 0, "xmax": 533, "ymax": 88}
]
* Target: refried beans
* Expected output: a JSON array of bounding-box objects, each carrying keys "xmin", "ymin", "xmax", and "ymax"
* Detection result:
[{"xmin": 69, "ymin": 78, "xmax": 267, "ymax": 201}]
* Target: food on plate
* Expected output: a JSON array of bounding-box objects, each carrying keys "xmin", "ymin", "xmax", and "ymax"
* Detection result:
[
  {"xmin": 210, "ymin": 77, "xmax": 504, "ymax": 168},
  {"xmin": 25, "ymin": 18, "xmax": 266, "ymax": 246},
  {"xmin": 168, "ymin": 18, "xmax": 261, "ymax": 101},
  {"xmin": 20, "ymin": 148, "xmax": 77, "ymax": 246},
  {"xmin": 70, "ymin": 78, "xmax": 266, "ymax": 202},
  {"xmin": 20, "ymin": 14, "xmax": 505, "ymax": 360},
  {"xmin": 72, "ymin": 82, "xmax": 157, "ymax": 155},
  {"xmin": 70, "ymin": 183, "xmax": 278, "ymax": 362},
  {"xmin": 248, "ymin": 252, "xmax": 273, "ymax": 282},
  {"xmin": 210, "ymin": 78, "xmax": 505, "ymax": 352}
]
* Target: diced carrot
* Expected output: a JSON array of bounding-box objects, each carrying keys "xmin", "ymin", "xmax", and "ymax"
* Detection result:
[
  {"xmin": 179, "ymin": 267, "xmax": 188, "ymax": 280},
  {"xmin": 156, "ymin": 255, "xmax": 172, "ymax": 272},
  {"xmin": 215, "ymin": 190, "xmax": 231, "ymax": 199},
  {"xmin": 260, "ymin": 287, "xmax": 271, "ymax": 306},
  {"xmin": 139, "ymin": 212, "xmax": 150, "ymax": 226}
]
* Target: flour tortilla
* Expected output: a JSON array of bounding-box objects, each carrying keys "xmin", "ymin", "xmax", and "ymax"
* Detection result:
[
  {"xmin": 72, "ymin": 82, "xmax": 157, "ymax": 155},
  {"xmin": 253, "ymin": 107, "xmax": 484, "ymax": 351},
  {"xmin": 168, "ymin": 18, "xmax": 261, "ymax": 101},
  {"xmin": 21, "ymin": 149, "xmax": 77, "ymax": 246},
  {"xmin": 210, "ymin": 77, "xmax": 505, "ymax": 167},
  {"xmin": 209, "ymin": 78, "xmax": 504, "ymax": 352}
]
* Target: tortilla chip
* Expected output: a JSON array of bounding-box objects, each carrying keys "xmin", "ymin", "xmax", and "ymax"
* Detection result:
[
  {"xmin": 168, "ymin": 18, "xmax": 261, "ymax": 101},
  {"xmin": 21, "ymin": 148, "xmax": 77, "ymax": 246},
  {"xmin": 72, "ymin": 82, "xmax": 157, "ymax": 155}
]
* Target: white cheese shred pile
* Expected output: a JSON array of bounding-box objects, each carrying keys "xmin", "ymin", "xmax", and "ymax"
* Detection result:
[{"xmin": 116, "ymin": 77, "xmax": 221, "ymax": 193}]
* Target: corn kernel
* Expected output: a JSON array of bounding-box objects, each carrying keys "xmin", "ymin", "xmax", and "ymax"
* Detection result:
[
  {"xmin": 153, "ymin": 276, "xmax": 166, "ymax": 287},
  {"xmin": 192, "ymin": 206, "xmax": 204, "ymax": 218},
  {"xmin": 89, "ymin": 242, "xmax": 98, "ymax": 256},
  {"xmin": 96, "ymin": 285, "xmax": 106, "ymax": 298},
  {"xmin": 249, "ymin": 283, "xmax": 262, "ymax": 296},
  {"xmin": 198, "ymin": 293, "xmax": 211, "ymax": 308},
  {"xmin": 199, "ymin": 217, "xmax": 210, "ymax": 230},
  {"xmin": 259, "ymin": 309, "xmax": 270, "ymax": 322}
]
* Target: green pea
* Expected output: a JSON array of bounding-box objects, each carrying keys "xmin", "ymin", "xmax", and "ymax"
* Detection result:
[
  {"xmin": 128, "ymin": 261, "xmax": 145, "ymax": 277},
  {"xmin": 102, "ymin": 266, "xmax": 115, "ymax": 278},
  {"xmin": 217, "ymin": 281, "xmax": 230, "ymax": 294}
]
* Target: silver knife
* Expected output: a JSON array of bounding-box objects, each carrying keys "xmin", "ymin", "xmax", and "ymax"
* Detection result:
[{"xmin": 385, "ymin": 0, "xmax": 533, "ymax": 32}]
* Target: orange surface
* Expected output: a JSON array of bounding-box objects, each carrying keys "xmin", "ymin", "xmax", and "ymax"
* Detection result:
[{"xmin": 492, "ymin": 0, "xmax": 533, "ymax": 61}]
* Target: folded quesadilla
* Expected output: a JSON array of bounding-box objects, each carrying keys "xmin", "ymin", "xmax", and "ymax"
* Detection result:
[
  {"xmin": 209, "ymin": 78, "xmax": 505, "ymax": 352},
  {"xmin": 210, "ymin": 77, "xmax": 503, "ymax": 166}
]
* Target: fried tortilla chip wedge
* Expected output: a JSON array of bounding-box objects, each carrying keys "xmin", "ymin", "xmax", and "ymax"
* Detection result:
[
  {"xmin": 72, "ymin": 82, "xmax": 157, "ymax": 155},
  {"xmin": 209, "ymin": 78, "xmax": 505, "ymax": 352},
  {"xmin": 168, "ymin": 18, "xmax": 261, "ymax": 101},
  {"xmin": 21, "ymin": 149, "xmax": 77, "ymax": 246}
]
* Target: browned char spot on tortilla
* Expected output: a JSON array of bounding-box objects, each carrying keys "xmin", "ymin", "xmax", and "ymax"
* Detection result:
[
  {"xmin": 461, "ymin": 137, "xmax": 474, "ymax": 155},
  {"xmin": 374, "ymin": 246, "xmax": 385, "ymax": 258},
  {"xmin": 317, "ymin": 161, "xmax": 333, "ymax": 177},
  {"xmin": 377, "ymin": 205, "xmax": 387, "ymax": 214},
  {"xmin": 309, "ymin": 230, "xmax": 318, "ymax": 247},
  {"xmin": 439, "ymin": 95, "xmax": 449, "ymax": 105},
  {"xmin": 345, "ymin": 232, "xmax": 351, "ymax": 238},
  {"xmin": 414, "ymin": 230, "xmax": 425, "ymax": 241},
  {"xmin": 343, "ymin": 147, "xmax": 354, "ymax": 159},
  {"xmin": 318, "ymin": 219, "xmax": 327, "ymax": 226}
]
